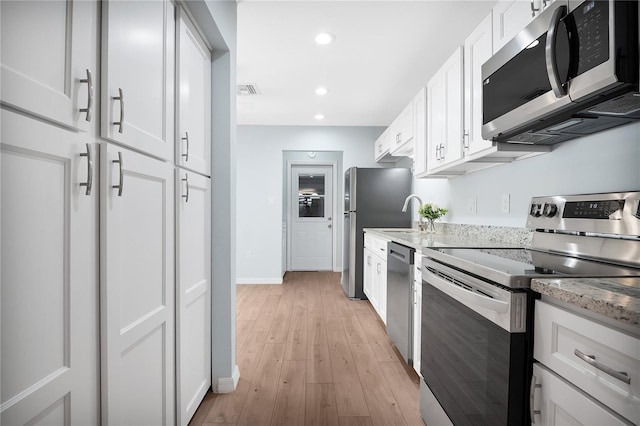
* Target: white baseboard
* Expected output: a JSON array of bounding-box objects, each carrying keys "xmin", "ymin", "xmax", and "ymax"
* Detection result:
[
  {"xmin": 236, "ymin": 277, "xmax": 283, "ymax": 284},
  {"xmin": 215, "ymin": 365, "xmax": 240, "ymax": 394}
]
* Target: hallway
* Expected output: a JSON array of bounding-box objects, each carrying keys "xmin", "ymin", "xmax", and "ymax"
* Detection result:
[{"xmin": 189, "ymin": 271, "xmax": 422, "ymax": 426}]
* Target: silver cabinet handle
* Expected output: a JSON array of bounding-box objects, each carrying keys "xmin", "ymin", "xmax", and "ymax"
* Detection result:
[
  {"xmin": 113, "ymin": 88, "xmax": 125, "ymax": 133},
  {"xmin": 79, "ymin": 143, "xmax": 93, "ymax": 195},
  {"xmin": 529, "ymin": 374, "xmax": 542, "ymax": 423},
  {"xmin": 574, "ymin": 349, "xmax": 631, "ymax": 384},
  {"xmin": 463, "ymin": 132, "xmax": 470, "ymax": 149},
  {"xmin": 181, "ymin": 173, "xmax": 189, "ymax": 203},
  {"xmin": 530, "ymin": 0, "xmax": 540, "ymax": 17},
  {"xmin": 112, "ymin": 151, "xmax": 123, "ymax": 196},
  {"xmin": 181, "ymin": 132, "xmax": 189, "ymax": 162},
  {"xmin": 79, "ymin": 69, "xmax": 93, "ymax": 122}
]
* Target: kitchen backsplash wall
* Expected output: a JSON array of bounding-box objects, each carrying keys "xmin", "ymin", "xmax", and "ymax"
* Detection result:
[{"xmin": 413, "ymin": 121, "xmax": 640, "ymax": 228}]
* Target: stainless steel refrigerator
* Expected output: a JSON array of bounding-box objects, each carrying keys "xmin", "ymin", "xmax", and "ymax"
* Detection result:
[{"xmin": 342, "ymin": 167, "xmax": 412, "ymax": 299}]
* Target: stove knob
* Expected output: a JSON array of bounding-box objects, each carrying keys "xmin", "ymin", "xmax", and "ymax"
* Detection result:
[
  {"xmin": 530, "ymin": 203, "xmax": 542, "ymax": 217},
  {"xmin": 543, "ymin": 203, "xmax": 558, "ymax": 217}
]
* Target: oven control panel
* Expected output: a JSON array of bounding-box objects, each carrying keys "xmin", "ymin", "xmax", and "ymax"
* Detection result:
[{"xmin": 527, "ymin": 191, "xmax": 640, "ymax": 236}]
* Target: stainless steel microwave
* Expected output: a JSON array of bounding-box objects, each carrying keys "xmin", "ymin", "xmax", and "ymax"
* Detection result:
[{"xmin": 482, "ymin": 0, "xmax": 639, "ymax": 145}]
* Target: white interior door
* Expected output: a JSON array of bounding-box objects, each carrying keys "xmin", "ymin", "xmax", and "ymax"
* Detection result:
[
  {"xmin": 290, "ymin": 165, "xmax": 334, "ymax": 271},
  {"xmin": 176, "ymin": 170, "xmax": 211, "ymax": 426},
  {"xmin": 1, "ymin": 109, "xmax": 99, "ymax": 425},
  {"xmin": 100, "ymin": 143, "xmax": 175, "ymax": 425}
]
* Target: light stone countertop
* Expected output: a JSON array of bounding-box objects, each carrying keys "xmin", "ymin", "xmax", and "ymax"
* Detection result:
[
  {"xmin": 364, "ymin": 224, "xmax": 640, "ymax": 329},
  {"xmin": 531, "ymin": 278, "xmax": 640, "ymax": 329}
]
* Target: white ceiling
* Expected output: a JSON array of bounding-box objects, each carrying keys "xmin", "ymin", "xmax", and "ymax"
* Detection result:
[{"xmin": 236, "ymin": 0, "xmax": 497, "ymax": 127}]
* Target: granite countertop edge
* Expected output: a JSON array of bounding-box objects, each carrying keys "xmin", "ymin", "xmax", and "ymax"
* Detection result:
[{"xmin": 531, "ymin": 278, "xmax": 640, "ymax": 329}]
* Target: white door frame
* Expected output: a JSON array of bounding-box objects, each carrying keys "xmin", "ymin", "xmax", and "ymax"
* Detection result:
[{"xmin": 286, "ymin": 160, "xmax": 338, "ymax": 272}]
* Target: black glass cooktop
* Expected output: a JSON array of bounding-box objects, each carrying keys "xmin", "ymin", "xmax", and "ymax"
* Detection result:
[{"xmin": 425, "ymin": 247, "xmax": 640, "ymax": 289}]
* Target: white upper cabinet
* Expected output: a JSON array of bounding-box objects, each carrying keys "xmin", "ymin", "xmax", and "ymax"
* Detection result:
[
  {"xmin": 412, "ymin": 88, "xmax": 428, "ymax": 177},
  {"xmin": 492, "ymin": 0, "xmax": 555, "ymax": 52},
  {"xmin": 389, "ymin": 101, "xmax": 415, "ymax": 156},
  {"xmin": 101, "ymin": 0, "xmax": 175, "ymax": 160},
  {"xmin": 464, "ymin": 14, "xmax": 494, "ymax": 156},
  {"xmin": 0, "ymin": 0, "xmax": 97, "ymax": 132},
  {"xmin": 426, "ymin": 47, "xmax": 464, "ymax": 173},
  {"xmin": 177, "ymin": 8, "xmax": 211, "ymax": 176}
]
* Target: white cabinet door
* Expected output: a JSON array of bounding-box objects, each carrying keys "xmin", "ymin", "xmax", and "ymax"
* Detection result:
[
  {"xmin": 377, "ymin": 258, "xmax": 388, "ymax": 325},
  {"xmin": 412, "ymin": 88, "xmax": 428, "ymax": 176},
  {"xmin": 532, "ymin": 364, "xmax": 629, "ymax": 426},
  {"xmin": 412, "ymin": 257, "xmax": 422, "ymax": 376},
  {"xmin": 0, "ymin": 0, "xmax": 97, "ymax": 131},
  {"xmin": 176, "ymin": 170, "xmax": 211, "ymax": 426},
  {"xmin": 363, "ymin": 247, "xmax": 375, "ymax": 307},
  {"xmin": 427, "ymin": 47, "xmax": 464, "ymax": 172},
  {"xmin": 100, "ymin": 143, "xmax": 175, "ymax": 425},
  {"xmin": 101, "ymin": 0, "xmax": 175, "ymax": 160},
  {"xmin": 390, "ymin": 102, "xmax": 414, "ymax": 156},
  {"xmin": 177, "ymin": 8, "xmax": 211, "ymax": 176},
  {"xmin": 1, "ymin": 109, "xmax": 99, "ymax": 425},
  {"xmin": 464, "ymin": 14, "xmax": 494, "ymax": 156},
  {"xmin": 492, "ymin": 0, "xmax": 535, "ymax": 52}
]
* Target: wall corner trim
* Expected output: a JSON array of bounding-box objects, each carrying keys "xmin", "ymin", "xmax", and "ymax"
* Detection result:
[{"xmin": 215, "ymin": 365, "xmax": 240, "ymax": 394}]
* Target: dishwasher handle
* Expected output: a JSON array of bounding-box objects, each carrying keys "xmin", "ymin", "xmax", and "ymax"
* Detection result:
[{"xmin": 388, "ymin": 242, "xmax": 414, "ymax": 264}]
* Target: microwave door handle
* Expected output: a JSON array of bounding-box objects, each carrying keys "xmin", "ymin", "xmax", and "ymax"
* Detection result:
[{"xmin": 545, "ymin": 5, "xmax": 568, "ymax": 98}]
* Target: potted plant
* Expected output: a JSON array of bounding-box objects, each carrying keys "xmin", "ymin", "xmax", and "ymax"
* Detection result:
[{"xmin": 418, "ymin": 202, "xmax": 448, "ymax": 233}]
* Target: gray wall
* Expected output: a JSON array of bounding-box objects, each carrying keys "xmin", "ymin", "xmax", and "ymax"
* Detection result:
[
  {"xmin": 236, "ymin": 125, "xmax": 386, "ymax": 283},
  {"xmin": 411, "ymin": 122, "xmax": 640, "ymax": 227}
]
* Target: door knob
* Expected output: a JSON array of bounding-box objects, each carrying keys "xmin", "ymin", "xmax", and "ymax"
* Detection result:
[
  {"xmin": 328, "ymin": 224, "xmax": 332, "ymax": 229},
  {"xmin": 328, "ymin": 217, "xmax": 332, "ymax": 221}
]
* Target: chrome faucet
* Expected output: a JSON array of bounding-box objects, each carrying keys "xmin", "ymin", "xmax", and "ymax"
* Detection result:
[{"xmin": 401, "ymin": 194, "xmax": 423, "ymax": 212}]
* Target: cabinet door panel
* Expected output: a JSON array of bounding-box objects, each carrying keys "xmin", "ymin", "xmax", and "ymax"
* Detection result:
[
  {"xmin": 0, "ymin": 0, "xmax": 97, "ymax": 131},
  {"xmin": 101, "ymin": 0, "xmax": 174, "ymax": 160},
  {"xmin": 442, "ymin": 47, "xmax": 464, "ymax": 165},
  {"xmin": 426, "ymin": 72, "xmax": 445, "ymax": 172},
  {"xmin": 176, "ymin": 170, "xmax": 211, "ymax": 426},
  {"xmin": 464, "ymin": 14, "xmax": 494, "ymax": 155},
  {"xmin": 492, "ymin": 0, "xmax": 533, "ymax": 52},
  {"xmin": 177, "ymin": 9, "xmax": 211, "ymax": 175},
  {"xmin": 1, "ymin": 109, "xmax": 98, "ymax": 425},
  {"xmin": 100, "ymin": 143, "xmax": 174, "ymax": 425}
]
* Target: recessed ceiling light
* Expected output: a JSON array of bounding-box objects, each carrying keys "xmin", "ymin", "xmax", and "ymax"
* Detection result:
[
  {"xmin": 314, "ymin": 33, "xmax": 335, "ymax": 45},
  {"xmin": 314, "ymin": 114, "xmax": 325, "ymax": 120},
  {"xmin": 315, "ymin": 87, "xmax": 328, "ymax": 96}
]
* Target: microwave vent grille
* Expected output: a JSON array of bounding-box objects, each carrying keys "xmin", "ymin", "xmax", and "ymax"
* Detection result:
[
  {"xmin": 587, "ymin": 93, "xmax": 640, "ymax": 116},
  {"xmin": 507, "ymin": 132, "xmax": 555, "ymax": 144}
]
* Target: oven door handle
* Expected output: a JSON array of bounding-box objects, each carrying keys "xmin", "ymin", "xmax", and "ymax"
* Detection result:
[{"xmin": 424, "ymin": 270, "xmax": 509, "ymax": 314}]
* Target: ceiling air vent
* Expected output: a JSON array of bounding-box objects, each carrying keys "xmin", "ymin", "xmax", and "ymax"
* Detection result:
[{"xmin": 237, "ymin": 83, "xmax": 259, "ymax": 96}]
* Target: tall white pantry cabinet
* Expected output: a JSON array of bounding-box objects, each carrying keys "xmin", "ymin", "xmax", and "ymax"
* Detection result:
[{"xmin": 0, "ymin": 1, "xmax": 213, "ymax": 425}]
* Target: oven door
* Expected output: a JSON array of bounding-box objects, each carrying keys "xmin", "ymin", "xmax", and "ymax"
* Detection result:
[{"xmin": 420, "ymin": 261, "xmax": 531, "ymax": 426}]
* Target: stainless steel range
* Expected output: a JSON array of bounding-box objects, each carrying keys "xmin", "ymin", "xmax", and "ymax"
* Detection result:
[{"xmin": 420, "ymin": 191, "xmax": 640, "ymax": 426}]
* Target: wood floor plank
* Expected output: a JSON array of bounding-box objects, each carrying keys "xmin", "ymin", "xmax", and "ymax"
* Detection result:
[
  {"xmin": 326, "ymin": 328, "xmax": 369, "ymax": 417},
  {"xmin": 354, "ymin": 309, "xmax": 399, "ymax": 362},
  {"xmin": 254, "ymin": 294, "xmax": 281, "ymax": 332},
  {"xmin": 378, "ymin": 361, "xmax": 422, "ymax": 426},
  {"xmin": 337, "ymin": 416, "xmax": 375, "ymax": 426},
  {"xmin": 285, "ymin": 303, "xmax": 308, "ymax": 361},
  {"xmin": 350, "ymin": 343, "xmax": 407, "ymax": 426},
  {"xmin": 267, "ymin": 290, "xmax": 294, "ymax": 343},
  {"xmin": 236, "ymin": 343, "xmax": 286, "ymax": 426},
  {"xmin": 305, "ymin": 383, "xmax": 340, "ymax": 426},
  {"xmin": 307, "ymin": 339, "xmax": 333, "ymax": 384},
  {"xmin": 271, "ymin": 360, "xmax": 307, "ymax": 426}
]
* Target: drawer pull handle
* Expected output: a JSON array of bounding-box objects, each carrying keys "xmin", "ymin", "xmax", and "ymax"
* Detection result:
[
  {"xmin": 529, "ymin": 374, "xmax": 541, "ymax": 423},
  {"xmin": 574, "ymin": 349, "xmax": 631, "ymax": 384}
]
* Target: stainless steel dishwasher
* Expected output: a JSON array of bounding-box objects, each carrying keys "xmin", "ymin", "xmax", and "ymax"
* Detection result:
[{"xmin": 386, "ymin": 241, "xmax": 414, "ymax": 365}]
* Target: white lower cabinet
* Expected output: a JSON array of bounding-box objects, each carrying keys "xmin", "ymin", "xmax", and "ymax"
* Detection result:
[
  {"xmin": 534, "ymin": 300, "xmax": 639, "ymax": 425},
  {"xmin": 531, "ymin": 363, "xmax": 629, "ymax": 426},
  {"xmin": 1, "ymin": 109, "xmax": 99, "ymax": 425},
  {"xmin": 176, "ymin": 170, "xmax": 211, "ymax": 426},
  {"xmin": 363, "ymin": 234, "xmax": 388, "ymax": 324},
  {"xmin": 100, "ymin": 143, "xmax": 175, "ymax": 425}
]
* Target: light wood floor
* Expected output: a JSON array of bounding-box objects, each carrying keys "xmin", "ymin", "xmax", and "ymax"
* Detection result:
[{"xmin": 189, "ymin": 271, "xmax": 422, "ymax": 426}]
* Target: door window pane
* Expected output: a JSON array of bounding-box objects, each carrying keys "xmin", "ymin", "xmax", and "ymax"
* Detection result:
[{"xmin": 298, "ymin": 174, "xmax": 325, "ymax": 218}]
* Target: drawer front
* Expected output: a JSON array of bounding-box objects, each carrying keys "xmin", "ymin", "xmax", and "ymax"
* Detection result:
[
  {"xmin": 364, "ymin": 233, "xmax": 374, "ymax": 250},
  {"xmin": 365, "ymin": 234, "xmax": 388, "ymax": 256},
  {"xmin": 534, "ymin": 300, "xmax": 640, "ymax": 424},
  {"xmin": 532, "ymin": 364, "xmax": 629, "ymax": 426}
]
